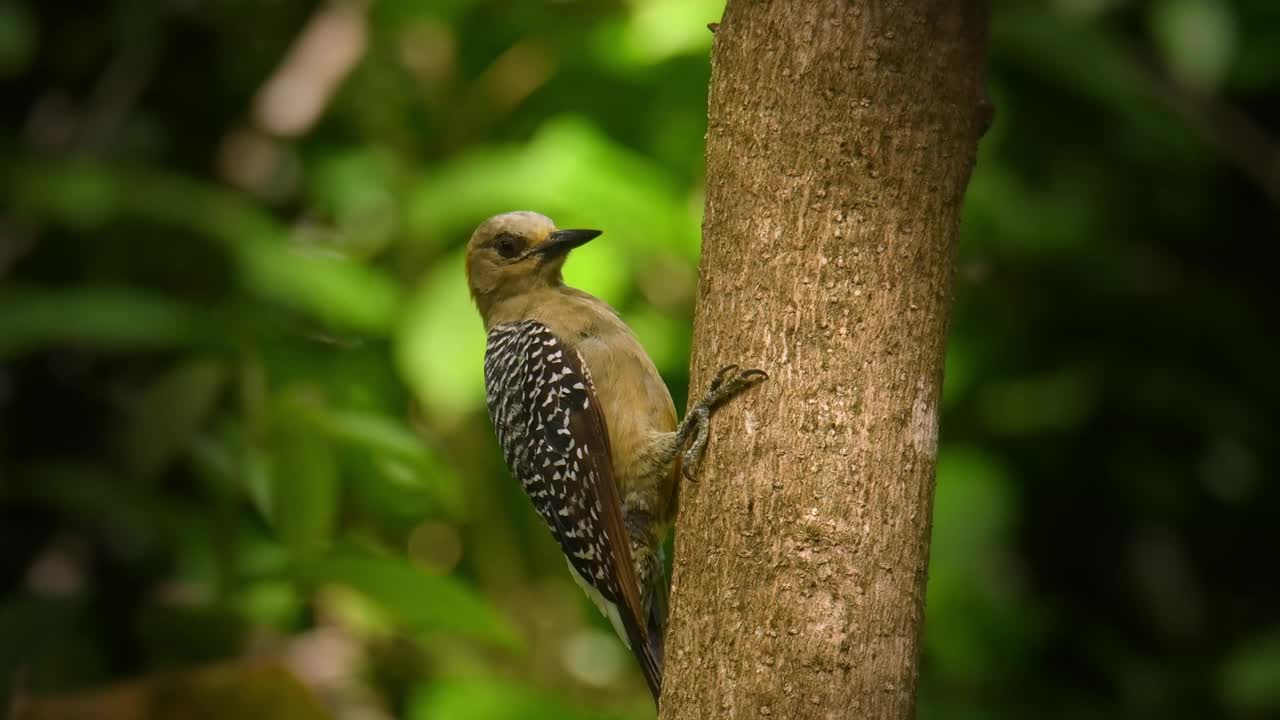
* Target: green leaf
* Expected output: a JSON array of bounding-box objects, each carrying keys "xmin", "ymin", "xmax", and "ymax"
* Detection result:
[
  {"xmin": 315, "ymin": 549, "xmax": 520, "ymax": 649},
  {"xmin": 243, "ymin": 441, "xmax": 275, "ymax": 523},
  {"xmin": 237, "ymin": 241, "xmax": 401, "ymax": 334},
  {"xmin": 977, "ymin": 368, "xmax": 1098, "ymax": 435},
  {"xmin": 124, "ymin": 361, "xmax": 227, "ymax": 482},
  {"xmin": 7, "ymin": 161, "xmax": 402, "ymax": 334},
  {"xmin": 595, "ymin": 0, "xmax": 723, "ymax": 67},
  {"xmin": 407, "ymin": 679, "xmax": 611, "ymax": 720},
  {"xmin": 623, "ymin": 307, "xmax": 687, "ymax": 376},
  {"xmin": 395, "ymin": 250, "xmax": 488, "ymax": 425},
  {"xmin": 310, "ymin": 147, "xmax": 397, "ymax": 221},
  {"xmin": 268, "ymin": 390, "xmax": 340, "ymax": 557},
  {"xmin": 302, "ymin": 407, "xmax": 465, "ymax": 517},
  {"xmin": 1150, "ymin": 0, "xmax": 1237, "ymax": 90},
  {"xmin": 306, "ymin": 408, "xmax": 431, "ymax": 465},
  {"xmin": 405, "ymin": 116, "xmax": 700, "ymax": 262},
  {"xmin": 270, "ymin": 439, "xmax": 338, "ymax": 556},
  {"xmin": 0, "ymin": 1, "xmax": 36, "ymax": 78},
  {"xmin": 924, "ymin": 447, "xmax": 1034, "ymax": 687},
  {"xmin": 1219, "ymin": 629, "xmax": 1280, "ymax": 713},
  {"xmin": 992, "ymin": 9, "xmax": 1148, "ymax": 113},
  {"xmin": 0, "ymin": 285, "xmax": 202, "ymax": 356},
  {"xmin": 3, "ymin": 462, "xmax": 215, "ymax": 556}
]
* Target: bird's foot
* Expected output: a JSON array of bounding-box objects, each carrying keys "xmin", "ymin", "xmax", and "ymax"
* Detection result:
[{"xmin": 680, "ymin": 364, "xmax": 767, "ymax": 480}]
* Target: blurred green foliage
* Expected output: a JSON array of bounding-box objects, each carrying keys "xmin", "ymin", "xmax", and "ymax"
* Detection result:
[{"xmin": 1, "ymin": 0, "xmax": 1277, "ymax": 718}]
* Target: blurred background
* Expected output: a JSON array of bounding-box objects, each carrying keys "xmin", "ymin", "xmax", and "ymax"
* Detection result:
[{"xmin": 1, "ymin": 0, "xmax": 1276, "ymax": 718}]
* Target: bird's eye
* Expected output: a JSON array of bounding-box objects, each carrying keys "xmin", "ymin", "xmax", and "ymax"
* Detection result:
[{"xmin": 494, "ymin": 234, "xmax": 521, "ymax": 259}]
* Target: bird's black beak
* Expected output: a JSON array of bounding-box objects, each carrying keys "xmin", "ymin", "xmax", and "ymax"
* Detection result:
[{"xmin": 537, "ymin": 228, "xmax": 602, "ymax": 257}]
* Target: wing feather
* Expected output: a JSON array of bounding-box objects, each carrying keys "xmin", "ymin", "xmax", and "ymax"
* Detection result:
[{"xmin": 484, "ymin": 320, "xmax": 661, "ymax": 700}]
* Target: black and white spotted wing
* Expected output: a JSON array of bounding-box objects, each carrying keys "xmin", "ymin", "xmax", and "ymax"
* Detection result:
[{"xmin": 483, "ymin": 320, "xmax": 660, "ymax": 697}]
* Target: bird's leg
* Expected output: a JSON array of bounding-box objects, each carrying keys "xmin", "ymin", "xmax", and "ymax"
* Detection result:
[{"xmin": 676, "ymin": 364, "xmax": 768, "ymax": 480}]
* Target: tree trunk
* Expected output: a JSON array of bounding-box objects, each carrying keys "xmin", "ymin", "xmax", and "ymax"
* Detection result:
[{"xmin": 661, "ymin": 3, "xmax": 989, "ymax": 719}]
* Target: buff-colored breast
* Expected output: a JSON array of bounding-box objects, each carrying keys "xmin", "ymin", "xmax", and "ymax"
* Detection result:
[{"xmin": 494, "ymin": 287, "xmax": 678, "ymax": 515}]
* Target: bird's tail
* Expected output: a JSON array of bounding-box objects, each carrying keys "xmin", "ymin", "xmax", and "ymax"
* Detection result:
[
  {"xmin": 647, "ymin": 543, "xmax": 669, "ymax": 672},
  {"xmin": 631, "ymin": 536, "xmax": 668, "ymax": 701}
]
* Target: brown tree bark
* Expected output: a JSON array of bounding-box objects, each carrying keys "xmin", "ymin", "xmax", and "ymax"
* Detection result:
[{"xmin": 660, "ymin": 3, "xmax": 989, "ymax": 719}]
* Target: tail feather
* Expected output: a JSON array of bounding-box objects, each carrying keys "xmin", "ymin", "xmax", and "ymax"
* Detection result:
[
  {"xmin": 569, "ymin": 559, "xmax": 663, "ymax": 700},
  {"xmin": 648, "ymin": 593, "xmax": 666, "ymax": 673},
  {"xmin": 648, "ymin": 542, "xmax": 669, "ymax": 671}
]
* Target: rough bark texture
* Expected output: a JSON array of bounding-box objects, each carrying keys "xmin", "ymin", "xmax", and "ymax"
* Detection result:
[{"xmin": 660, "ymin": 3, "xmax": 988, "ymax": 719}]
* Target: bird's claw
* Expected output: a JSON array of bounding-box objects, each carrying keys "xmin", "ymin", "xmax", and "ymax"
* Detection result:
[
  {"xmin": 707, "ymin": 365, "xmax": 768, "ymax": 406},
  {"xmin": 709, "ymin": 364, "xmax": 740, "ymax": 393}
]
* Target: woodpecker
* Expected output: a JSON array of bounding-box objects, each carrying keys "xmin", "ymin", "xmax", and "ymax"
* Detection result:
[{"xmin": 465, "ymin": 211, "xmax": 765, "ymax": 700}]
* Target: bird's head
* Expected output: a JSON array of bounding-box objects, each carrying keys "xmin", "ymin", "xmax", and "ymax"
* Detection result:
[{"xmin": 465, "ymin": 211, "xmax": 601, "ymax": 319}]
